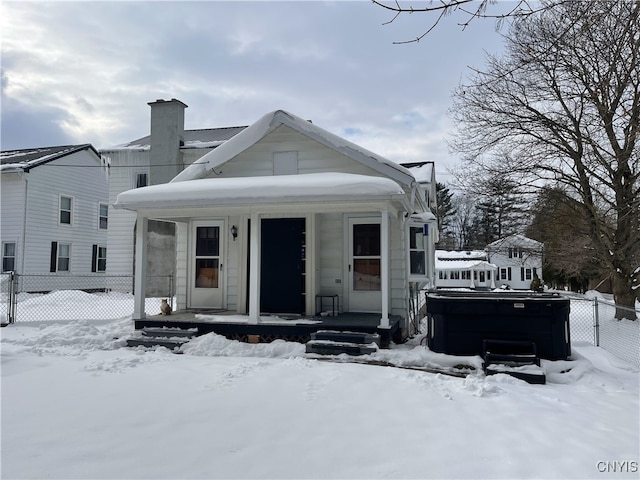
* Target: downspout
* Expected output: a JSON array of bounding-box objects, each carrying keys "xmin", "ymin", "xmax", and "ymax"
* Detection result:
[{"xmin": 21, "ymin": 173, "xmax": 28, "ymax": 275}]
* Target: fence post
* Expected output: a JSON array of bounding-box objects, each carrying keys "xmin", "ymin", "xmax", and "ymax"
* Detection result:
[
  {"xmin": 593, "ymin": 296, "xmax": 600, "ymax": 346},
  {"xmin": 8, "ymin": 272, "xmax": 16, "ymax": 324}
]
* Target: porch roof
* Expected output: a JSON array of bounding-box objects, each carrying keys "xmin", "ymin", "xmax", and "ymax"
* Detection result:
[
  {"xmin": 435, "ymin": 259, "xmax": 498, "ymax": 271},
  {"xmin": 114, "ymin": 172, "xmax": 406, "ymax": 211}
]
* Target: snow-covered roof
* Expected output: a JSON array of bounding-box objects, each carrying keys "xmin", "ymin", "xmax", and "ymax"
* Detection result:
[
  {"xmin": 106, "ymin": 126, "xmax": 247, "ymax": 151},
  {"xmin": 436, "ymin": 250, "xmax": 487, "ymax": 261},
  {"xmin": 486, "ymin": 234, "xmax": 543, "ymax": 250},
  {"xmin": 171, "ymin": 110, "xmax": 416, "ymax": 186},
  {"xmin": 435, "ymin": 259, "xmax": 497, "ymax": 271},
  {"xmin": 0, "ymin": 144, "xmax": 101, "ymax": 172},
  {"xmin": 114, "ymin": 172, "xmax": 406, "ymax": 210},
  {"xmin": 402, "ymin": 162, "xmax": 434, "ymax": 184}
]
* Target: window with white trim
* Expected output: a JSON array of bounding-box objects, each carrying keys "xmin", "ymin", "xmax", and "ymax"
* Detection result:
[
  {"xmin": 461, "ymin": 270, "xmax": 471, "ymax": 280},
  {"xmin": 450, "ymin": 271, "xmax": 460, "ymax": 280},
  {"xmin": 2, "ymin": 242, "xmax": 16, "ymax": 272},
  {"xmin": 92, "ymin": 245, "xmax": 107, "ymax": 272},
  {"xmin": 135, "ymin": 172, "xmax": 148, "ymax": 188},
  {"xmin": 50, "ymin": 242, "xmax": 71, "ymax": 272},
  {"xmin": 59, "ymin": 195, "xmax": 73, "ymax": 225},
  {"xmin": 408, "ymin": 225, "xmax": 427, "ymax": 277},
  {"xmin": 98, "ymin": 203, "xmax": 108, "ymax": 230}
]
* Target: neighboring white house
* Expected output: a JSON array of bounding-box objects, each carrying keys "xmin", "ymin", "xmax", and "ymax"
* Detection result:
[
  {"xmin": 100, "ymin": 99, "xmax": 247, "ymax": 294},
  {"xmin": 435, "ymin": 250, "xmax": 497, "ymax": 289},
  {"xmin": 486, "ymin": 234, "xmax": 544, "ymax": 290},
  {"xmin": 0, "ymin": 144, "xmax": 109, "ymax": 292},
  {"xmin": 114, "ymin": 109, "xmax": 438, "ymax": 339}
]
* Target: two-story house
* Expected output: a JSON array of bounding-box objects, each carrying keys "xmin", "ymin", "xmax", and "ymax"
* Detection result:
[
  {"xmin": 486, "ymin": 234, "xmax": 544, "ymax": 290},
  {"xmin": 0, "ymin": 144, "xmax": 109, "ymax": 292}
]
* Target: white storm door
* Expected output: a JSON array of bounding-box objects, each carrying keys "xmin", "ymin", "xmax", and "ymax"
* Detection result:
[
  {"xmin": 191, "ymin": 222, "xmax": 224, "ymax": 309},
  {"xmin": 348, "ymin": 218, "xmax": 382, "ymax": 313}
]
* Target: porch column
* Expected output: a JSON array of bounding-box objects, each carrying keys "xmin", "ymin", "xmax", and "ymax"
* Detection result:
[
  {"xmin": 379, "ymin": 211, "xmax": 390, "ymax": 328},
  {"xmin": 248, "ymin": 212, "xmax": 260, "ymax": 324},
  {"xmin": 133, "ymin": 215, "xmax": 148, "ymax": 320}
]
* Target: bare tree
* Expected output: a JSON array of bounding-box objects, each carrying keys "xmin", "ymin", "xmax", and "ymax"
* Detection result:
[
  {"xmin": 450, "ymin": 1, "xmax": 640, "ymax": 319},
  {"xmin": 372, "ymin": 0, "xmax": 566, "ymax": 44}
]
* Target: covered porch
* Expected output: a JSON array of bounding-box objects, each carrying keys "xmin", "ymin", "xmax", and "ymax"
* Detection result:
[{"xmin": 134, "ymin": 310, "xmax": 403, "ymax": 346}]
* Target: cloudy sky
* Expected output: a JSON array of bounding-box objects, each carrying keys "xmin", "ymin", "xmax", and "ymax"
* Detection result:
[{"xmin": 1, "ymin": 1, "xmax": 506, "ymax": 180}]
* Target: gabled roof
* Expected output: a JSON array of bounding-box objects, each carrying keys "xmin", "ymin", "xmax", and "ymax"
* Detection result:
[
  {"xmin": 401, "ymin": 161, "xmax": 435, "ymax": 184},
  {"xmin": 171, "ymin": 110, "xmax": 416, "ymax": 187},
  {"xmin": 486, "ymin": 234, "xmax": 543, "ymax": 250},
  {"xmin": 0, "ymin": 144, "xmax": 101, "ymax": 172},
  {"xmin": 108, "ymin": 126, "xmax": 248, "ymax": 151}
]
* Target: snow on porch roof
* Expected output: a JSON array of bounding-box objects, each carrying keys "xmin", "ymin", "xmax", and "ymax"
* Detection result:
[
  {"xmin": 435, "ymin": 259, "xmax": 497, "ymax": 271},
  {"xmin": 114, "ymin": 172, "xmax": 406, "ymax": 210},
  {"xmin": 171, "ymin": 110, "xmax": 415, "ymax": 186}
]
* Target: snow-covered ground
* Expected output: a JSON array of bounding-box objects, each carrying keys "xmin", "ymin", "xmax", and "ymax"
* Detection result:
[{"xmin": 1, "ymin": 293, "xmax": 639, "ymax": 479}]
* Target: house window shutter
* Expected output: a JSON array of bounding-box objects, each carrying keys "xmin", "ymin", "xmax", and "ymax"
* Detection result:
[
  {"xmin": 508, "ymin": 267, "xmax": 512, "ymax": 281},
  {"xmin": 521, "ymin": 267, "xmax": 525, "ymax": 281},
  {"xmin": 91, "ymin": 245, "xmax": 98, "ymax": 273},
  {"xmin": 50, "ymin": 242, "xmax": 58, "ymax": 272}
]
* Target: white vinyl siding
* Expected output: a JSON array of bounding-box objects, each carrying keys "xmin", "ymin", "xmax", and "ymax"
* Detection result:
[{"xmin": 4, "ymin": 149, "xmax": 109, "ymax": 289}]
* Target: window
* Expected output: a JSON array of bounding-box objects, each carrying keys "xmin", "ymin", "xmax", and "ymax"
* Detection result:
[
  {"xmin": 439, "ymin": 271, "xmax": 447, "ymax": 280},
  {"xmin": 500, "ymin": 268, "xmax": 508, "ymax": 280},
  {"xmin": 2, "ymin": 242, "xmax": 16, "ymax": 272},
  {"xmin": 408, "ymin": 226, "xmax": 427, "ymax": 277},
  {"xmin": 525, "ymin": 268, "xmax": 532, "ymax": 280},
  {"xmin": 273, "ymin": 151, "xmax": 298, "ymax": 175},
  {"xmin": 135, "ymin": 172, "xmax": 148, "ymax": 188},
  {"xmin": 461, "ymin": 271, "xmax": 471, "ymax": 280},
  {"xmin": 450, "ymin": 271, "xmax": 460, "ymax": 280},
  {"xmin": 92, "ymin": 245, "xmax": 107, "ymax": 272},
  {"xmin": 59, "ymin": 196, "xmax": 73, "ymax": 225},
  {"xmin": 98, "ymin": 203, "xmax": 108, "ymax": 230},
  {"xmin": 50, "ymin": 242, "xmax": 71, "ymax": 272}
]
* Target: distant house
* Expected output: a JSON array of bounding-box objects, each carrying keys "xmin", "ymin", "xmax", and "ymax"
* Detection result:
[
  {"xmin": 486, "ymin": 234, "xmax": 543, "ymax": 290},
  {"xmin": 114, "ymin": 109, "xmax": 438, "ymax": 340},
  {"xmin": 100, "ymin": 99, "xmax": 247, "ymax": 293},
  {"xmin": 435, "ymin": 250, "xmax": 497, "ymax": 289},
  {"xmin": 0, "ymin": 144, "xmax": 109, "ymax": 291}
]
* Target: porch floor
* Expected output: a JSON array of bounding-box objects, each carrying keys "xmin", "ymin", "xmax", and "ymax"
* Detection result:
[{"xmin": 134, "ymin": 311, "xmax": 403, "ymax": 346}]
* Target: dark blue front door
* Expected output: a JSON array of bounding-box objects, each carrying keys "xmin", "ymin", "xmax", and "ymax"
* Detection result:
[{"xmin": 260, "ymin": 218, "xmax": 305, "ymax": 314}]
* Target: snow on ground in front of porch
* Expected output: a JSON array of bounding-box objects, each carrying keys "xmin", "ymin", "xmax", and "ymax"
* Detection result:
[{"xmin": 1, "ymin": 294, "xmax": 639, "ymax": 479}]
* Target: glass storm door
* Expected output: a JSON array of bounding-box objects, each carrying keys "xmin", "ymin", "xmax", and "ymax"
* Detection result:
[
  {"xmin": 348, "ymin": 218, "xmax": 382, "ymax": 313},
  {"xmin": 191, "ymin": 222, "xmax": 224, "ymax": 308}
]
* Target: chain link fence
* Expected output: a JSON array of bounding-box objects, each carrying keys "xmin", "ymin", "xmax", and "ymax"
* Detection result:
[
  {"xmin": 1, "ymin": 274, "xmax": 173, "ymax": 323},
  {"xmin": 593, "ymin": 297, "xmax": 640, "ymax": 368}
]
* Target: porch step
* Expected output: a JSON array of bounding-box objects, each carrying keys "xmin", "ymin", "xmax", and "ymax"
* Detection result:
[
  {"xmin": 305, "ymin": 340, "xmax": 378, "ymax": 356},
  {"xmin": 311, "ymin": 330, "xmax": 381, "ymax": 346},
  {"xmin": 126, "ymin": 327, "xmax": 197, "ymax": 352},
  {"xmin": 306, "ymin": 330, "xmax": 381, "ymax": 356}
]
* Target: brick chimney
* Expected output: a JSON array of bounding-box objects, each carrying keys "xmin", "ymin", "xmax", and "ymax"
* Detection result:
[{"xmin": 148, "ymin": 98, "xmax": 188, "ymax": 185}]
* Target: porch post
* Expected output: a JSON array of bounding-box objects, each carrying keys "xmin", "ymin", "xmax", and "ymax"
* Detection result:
[
  {"xmin": 380, "ymin": 211, "xmax": 390, "ymax": 328},
  {"xmin": 248, "ymin": 212, "xmax": 260, "ymax": 324},
  {"xmin": 133, "ymin": 215, "xmax": 148, "ymax": 320}
]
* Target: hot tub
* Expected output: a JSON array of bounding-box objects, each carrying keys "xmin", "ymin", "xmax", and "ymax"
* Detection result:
[{"xmin": 426, "ymin": 291, "xmax": 571, "ymax": 360}]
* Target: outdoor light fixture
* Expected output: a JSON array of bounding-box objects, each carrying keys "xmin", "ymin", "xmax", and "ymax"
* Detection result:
[{"xmin": 231, "ymin": 225, "xmax": 238, "ymax": 241}]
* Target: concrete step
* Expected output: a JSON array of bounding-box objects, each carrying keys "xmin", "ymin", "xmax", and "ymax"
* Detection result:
[
  {"xmin": 141, "ymin": 327, "xmax": 197, "ymax": 338},
  {"xmin": 310, "ymin": 330, "xmax": 380, "ymax": 346},
  {"xmin": 306, "ymin": 339, "xmax": 378, "ymax": 356},
  {"xmin": 126, "ymin": 337, "xmax": 190, "ymax": 351}
]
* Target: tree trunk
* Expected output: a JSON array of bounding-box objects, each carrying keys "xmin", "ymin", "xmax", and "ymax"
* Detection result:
[{"xmin": 612, "ymin": 272, "xmax": 638, "ymax": 320}]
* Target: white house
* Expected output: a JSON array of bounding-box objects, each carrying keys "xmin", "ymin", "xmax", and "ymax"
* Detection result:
[
  {"xmin": 114, "ymin": 109, "xmax": 438, "ymax": 340},
  {"xmin": 0, "ymin": 144, "xmax": 109, "ymax": 292},
  {"xmin": 486, "ymin": 234, "xmax": 544, "ymax": 290},
  {"xmin": 100, "ymin": 99, "xmax": 247, "ymax": 294},
  {"xmin": 435, "ymin": 250, "xmax": 497, "ymax": 289}
]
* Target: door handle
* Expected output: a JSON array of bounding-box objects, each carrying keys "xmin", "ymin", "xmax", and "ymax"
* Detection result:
[
  {"xmin": 348, "ymin": 264, "xmax": 351, "ymax": 272},
  {"xmin": 220, "ymin": 263, "xmax": 223, "ymax": 271}
]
